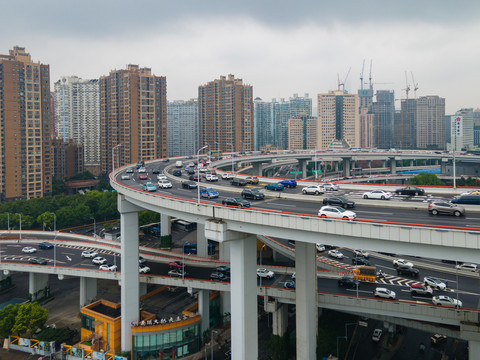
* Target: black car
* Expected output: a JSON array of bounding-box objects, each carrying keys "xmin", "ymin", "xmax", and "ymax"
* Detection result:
[
  {"xmin": 182, "ymin": 181, "xmax": 198, "ymax": 189},
  {"xmin": 38, "ymin": 241, "xmax": 53, "ymax": 250},
  {"xmin": 338, "ymin": 276, "xmax": 359, "ymax": 288},
  {"xmin": 152, "ymin": 168, "xmax": 160, "ymax": 174},
  {"xmin": 395, "ymin": 186, "xmax": 425, "ymax": 196},
  {"xmin": 231, "ymin": 178, "xmax": 247, "ymax": 186},
  {"xmin": 451, "ymin": 195, "xmax": 480, "ymax": 205},
  {"xmin": 136, "ymin": 160, "xmax": 145, "ymax": 169},
  {"xmin": 173, "ymin": 170, "xmax": 182, "ymax": 177},
  {"xmin": 352, "ymin": 257, "xmax": 371, "ymax": 266},
  {"xmin": 323, "ymin": 197, "xmax": 355, "ymax": 208},
  {"xmin": 216, "ymin": 266, "xmax": 230, "ymax": 274},
  {"xmin": 29, "ymin": 257, "xmax": 47, "ymax": 265},
  {"xmin": 189, "ymin": 175, "xmax": 201, "ymax": 181},
  {"xmin": 162, "ymin": 158, "xmax": 170, "ymax": 162},
  {"xmin": 187, "ymin": 169, "xmax": 196, "ymax": 175},
  {"xmin": 241, "ymin": 188, "xmax": 265, "ymax": 200},
  {"xmin": 210, "ymin": 272, "xmax": 230, "ymax": 281},
  {"xmin": 222, "ymin": 197, "xmax": 251, "ymax": 207},
  {"xmin": 396, "ymin": 265, "xmax": 419, "ymax": 277}
]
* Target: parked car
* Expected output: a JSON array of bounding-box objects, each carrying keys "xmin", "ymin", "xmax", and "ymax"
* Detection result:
[
  {"xmin": 231, "ymin": 178, "xmax": 247, "ymax": 186},
  {"xmin": 29, "ymin": 257, "xmax": 47, "ymax": 265},
  {"xmin": 142, "ymin": 182, "xmax": 157, "ymax": 192},
  {"xmin": 428, "ymin": 201, "xmax": 465, "ymax": 216},
  {"xmin": 182, "ymin": 181, "xmax": 198, "ymax": 189},
  {"xmin": 424, "ymin": 277, "xmax": 447, "ymax": 290},
  {"xmin": 455, "ymin": 263, "xmax": 478, "ymax": 272},
  {"xmin": 157, "ymin": 179, "xmax": 173, "ymax": 189},
  {"xmin": 92, "ymin": 256, "xmax": 108, "ymax": 265},
  {"xmin": 222, "ymin": 198, "xmax": 251, "ymax": 207},
  {"xmin": 328, "ymin": 249, "xmax": 344, "ymax": 259},
  {"xmin": 173, "ymin": 170, "xmax": 182, "ymax": 177},
  {"xmin": 279, "ymin": 179, "xmax": 297, "ymax": 188},
  {"xmin": 302, "ymin": 185, "xmax": 325, "ymax": 195},
  {"xmin": 38, "ymin": 242, "xmax": 53, "ymax": 250},
  {"xmin": 81, "ymin": 250, "xmax": 98, "ymax": 259},
  {"xmin": 395, "ymin": 186, "xmax": 425, "ymax": 196},
  {"xmin": 451, "ymin": 195, "xmax": 480, "ymax": 205},
  {"xmin": 283, "ymin": 280, "xmax": 296, "ymax": 289},
  {"xmin": 200, "ymin": 187, "xmax": 219, "ymax": 199},
  {"xmin": 318, "ymin": 206, "xmax": 356, "ymax": 220},
  {"xmin": 264, "ymin": 182, "xmax": 284, "ymax": 191},
  {"xmin": 210, "ymin": 272, "xmax": 230, "ymax": 281},
  {"xmin": 338, "ymin": 276, "xmax": 359, "ymax": 288},
  {"xmin": 168, "ymin": 261, "xmax": 184, "ymax": 269},
  {"xmin": 393, "ymin": 259, "xmax": 413, "ymax": 267},
  {"xmin": 372, "ymin": 329, "xmax": 382, "ymax": 342},
  {"xmin": 362, "ymin": 190, "xmax": 392, "ymax": 200},
  {"xmin": 245, "ymin": 176, "xmax": 259, "ymax": 184},
  {"xmin": 241, "ymin": 188, "xmax": 265, "ymax": 200},
  {"xmin": 374, "ymin": 287, "xmax": 396, "ymax": 299},
  {"xmin": 322, "ymin": 183, "xmax": 339, "ymax": 191},
  {"xmin": 410, "ymin": 283, "xmax": 433, "ymax": 296},
  {"xmin": 396, "ymin": 265, "xmax": 419, "ymax": 277},
  {"xmin": 322, "ymin": 197, "xmax": 355, "ymax": 208},
  {"xmin": 432, "ymin": 295, "xmax": 462, "ymax": 308},
  {"xmin": 22, "ymin": 246, "xmax": 37, "ymax": 254},
  {"xmin": 257, "ymin": 268, "xmax": 275, "ymax": 279}
]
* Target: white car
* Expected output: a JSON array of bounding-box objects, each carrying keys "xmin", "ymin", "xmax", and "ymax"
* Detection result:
[
  {"xmin": 121, "ymin": 174, "xmax": 130, "ymax": 180},
  {"xmin": 316, "ymin": 244, "xmax": 326, "ymax": 252},
  {"xmin": 222, "ymin": 173, "xmax": 233, "ymax": 180},
  {"xmin": 138, "ymin": 167, "xmax": 147, "ymax": 173},
  {"xmin": 353, "ymin": 249, "xmax": 370, "ymax": 258},
  {"xmin": 318, "ymin": 206, "xmax": 356, "ymax": 220},
  {"xmin": 362, "ymin": 190, "xmax": 392, "ymax": 200},
  {"xmin": 374, "ymin": 287, "xmax": 396, "ymax": 300},
  {"xmin": 139, "ymin": 264, "xmax": 151, "ymax": 273},
  {"xmin": 432, "ymin": 295, "xmax": 462, "ymax": 308},
  {"xmin": 205, "ymin": 174, "xmax": 218, "ymax": 181},
  {"xmin": 81, "ymin": 250, "xmax": 98, "ymax": 259},
  {"xmin": 157, "ymin": 174, "xmax": 167, "ymax": 181},
  {"xmin": 22, "ymin": 246, "xmax": 37, "ymax": 254},
  {"xmin": 424, "ymin": 277, "xmax": 447, "ymax": 290},
  {"xmin": 393, "ymin": 259, "xmax": 413, "ymax": 267},
  {"xmin": 328, "ymin": 249, "xmax": 344, "ymax": 259},
  {"xmin": 372, "ymin": 328, "xmax": 382, "ymax": 342},
  {"xmin": 92, "ymin": 256, "xmax": 107, "ymax": 265},
  {"xmin": 257, "ymin": 268, "xmax": 275, "ymax": 279},
  {"xmin": 99, "ymin": 264, "xmax": 118, "ymax": 271},
  {"xmin": 302, "ymin": 185, "xmax": 325, "ymax": 195},
  {"xmin": 157, "ymin": 179, "xmax": 173, "ymax": 189},
  {"xmin": 455, "ymin": 263, "xmax": 478, "ymax": 272},
  {"xmin": 322, "ymin": 183, "xmax": 339, "ymax": 191}
]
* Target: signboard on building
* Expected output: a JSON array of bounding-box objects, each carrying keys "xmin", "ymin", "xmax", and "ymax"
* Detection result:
[{"xmin": 451, "ymin": 116, "xmax": 463, "ymax": 137}]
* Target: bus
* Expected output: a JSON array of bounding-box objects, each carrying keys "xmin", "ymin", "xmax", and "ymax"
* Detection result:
[
  {"xmin": 172, "ymin": 219, "xmax": 197, "ymax": 232},
  {"xmin": 140, "ymin": 223, "xmax": 161, "ymax": 236},
  {"xmin": 183, "ymin": 243, "xmax": 215, "ymax": 255}
]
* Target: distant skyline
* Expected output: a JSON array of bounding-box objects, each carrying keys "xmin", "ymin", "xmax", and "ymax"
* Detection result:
[{"xmin": 3, "ymin": 0, "xmax": 480, "ymax": 113}]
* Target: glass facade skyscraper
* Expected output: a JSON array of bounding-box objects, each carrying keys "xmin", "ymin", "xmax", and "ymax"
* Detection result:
[{"xmin": 373, "ymin": 90, "xmax": 395, "ymax": 149}]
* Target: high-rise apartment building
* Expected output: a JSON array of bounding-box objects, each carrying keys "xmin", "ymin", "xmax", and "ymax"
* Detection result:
[
  {"xmin": 167, "ymin": 99, "xmax": 198, "ymax": 157},
  {"xmin": 272, "ymin": 98, "xmax": 290, "ymax": 150},
  {"xmin": 359, "ymin": 108, "xmax": 374, "ymax": 148},
  {"xmin": 198, "ymin": 75, "xmax": 253, "ymax": 153},
  {"xmin": 0, "ymin": 46, "xmax": 52, "ymax": 200},
  {"xmin": 54, "ymin": 76, "xmax": 100, "ymax": 169},
  {"xmin": 394, "ymin": 99, "xmax": 417, "ymax": 149},
  {"xmin": 416, "ymin": 96, "xmax": 445, "ymax": 149},
  {"xmin": 51, "ymin": 138, "xmax": 84, "ymax": 180},
  {"xmin": 287, "ymin": 113, "xmax": 317, "ymax": 150},
  {"xmin": 317, "ymin": 91, "xmax": 359, "ymax": 150},
  {"xmin": 100, "ymin": 65, "xmax": 167, "ymax": 174},
  {"xmin": 474, "ymin": 109, "xmax": 480, "ymax": 146},
  {"xmin": 253, "ymin": 98, "xmax": 273, "ymax": 151},
  {"xmin": 372, "ymin": 90, "xmax": 395, "ymax": 149}
]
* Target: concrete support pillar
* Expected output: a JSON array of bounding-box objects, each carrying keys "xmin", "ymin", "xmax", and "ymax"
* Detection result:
[
  {"xmin": 160, "ymin": 213, "xmax": 171, "ymax": 237},
  {"xmin": 29, "ymin": 273, "xmax": 49, "ymax": 302},
  {"xmin": 410, "ymin": 159, "xmax": 414, "ymax": 167},
  {"xmin": 342, "ymin": 157, "xmax": 351, "ymax": 177},
  {"xmin": 196, "ymin": 223, "xmax": 208, "ymax": 258},
  {"xmin": 220, "ymin": 291, "xmax": 231, "ymax": 321},
  {"xmin": 335, "ymin": 161, "xmax": 339, "ymax": 172},
  {"xmin": 219, "ymin": 241, "xmax": 231, "ymax": 262},
  {"xmin": 298, "ymin": 160, "xmax": 307, "ymax": 179},
  {"xmin": 469, "ymin": 340, "xmax": 480, "ymax": 359},
  {"xmin": 272, "ymin": 250, "xmax": 290, "ymax": 263},
  {"xmin": 80, "ymin": 277, "xmax": 97, "ymax": 307},
  {"xmin": 139, "ymin": 282, "xmax": 147, "ymax": 297},
  {"xmin": 295, "ymin": 242, "xmax": 317, "ymax": 360},
  {"xmin": 118, "ymin": 195, "xmax": 141, "ymax": 352},
  {"xmin": 272, "ymin": 303, "xmax": 288, "ymax": 336},
  {"xmin": 252, "ymin": 162, "xmax": 263, "ymax": 177},
  {"xmin": 382, "ymin": 160, "xmax": 387, "ymax": 168},
  {"xmin": 441, "ymin": 158, "xmax": 448, "ymax": 175},
  {"xmin": 198, "ymin": 290, "xmax": 210, "ymax": 334},
  {"xmin": 389, "ymin": 157, "xmax": 397, "ymax": 174}
]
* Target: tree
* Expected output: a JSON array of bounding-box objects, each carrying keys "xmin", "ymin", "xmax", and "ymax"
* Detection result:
[
  {"xmin": 37, "ymin": 212, "xmax": 56, "ymax": 231},
  {"xmin": 11, "ymin": 302, "xmax": 48, "ymax": 336},
  {"xmin": 0, "ymin": 304, "xmax": 19, "ymax": 338},
  {"xmin": 410, "ymin": 173, "xmax": 444, "ymax": 186}
]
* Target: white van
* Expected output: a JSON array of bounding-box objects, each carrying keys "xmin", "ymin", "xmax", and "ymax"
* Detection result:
[{"xmin": 175, "ymin": 160, "xmax": 183, "ymax": 168}]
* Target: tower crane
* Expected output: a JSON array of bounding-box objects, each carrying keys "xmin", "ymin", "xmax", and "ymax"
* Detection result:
[
  {"xmin": 360, "ymin": 60, "xmax": 365, "ymax": 90},
  {"xmin": 404, "ymin": 71, "xmax": 410, "ymax": 100},
  {"xmin": 337, "ymin": 67, "xmax": 351, "ymax": 93},
  {"xmin": 411, "ymin": 71, "xmax": 419, "ymax": 98}
]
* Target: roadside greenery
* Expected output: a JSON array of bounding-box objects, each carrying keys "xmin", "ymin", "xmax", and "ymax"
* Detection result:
[
  {"xmin": 0, "ymin": 303, "xmax": 48, "ymax": 337},
  {"xmin": 410, "ymin": 173, "xmax": 444, "ymax": 186}
]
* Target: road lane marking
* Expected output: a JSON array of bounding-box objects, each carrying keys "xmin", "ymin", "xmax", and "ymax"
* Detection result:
[
  {"xmin": 66, "ymin": 256, "xmax": 72, "ymax": 261},
  {"xmin": 357, "ymin": 211, "xmax": 394, "ymax": 215},
  {"xmin": 346, "ymin": 289, "xmax": 372, "ymax": 294}
]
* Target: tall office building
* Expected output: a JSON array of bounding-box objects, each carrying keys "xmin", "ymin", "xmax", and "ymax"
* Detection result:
[
  {"xmin": 358, "ymin": 88, "xmax": 374, "ymax": 111},
  {"xmin": 253, "ymin": 98, "xmax": 273, "ymax": 151},
  {"xmin": 359, "ymin": 108, "xmax": 375, "ymax": 148},
  {"xmin": 453, "ymin": 108, "xmax": 474, "ymax": 150},
  {"xmin": 416, "ymin": 96, "xmax": 445, "ymax": 149},
  {"xmin": 394, "ymin": 99, "xmax": 417, "ymax": 149},
  {"xmin": 54, "ymin": 76, "xmax": 100, "ymax": 169},
  {"xmin": 372, "ymin": 90, "xmax": 395, "ymax": 149},
  {"xmin": 317, "ymin": 91, "xmax": 360, "ymax": 150},
  {"xmin": 198, "ymin": 75, "xmax": 253, "ymax": 153},
  {"xmin": 474, "ymin": 109, "xmax": 480, "ymax": 146},
  {"xmin": 100, "ymin": 65, "xmax": 167, "ymax": 174},
  {"xmin": 167, "ymin": 99, "xmax": 198, "ymax": 157},
  {"xmin": 0, "ymin": 46, "xmax": 53, "ymax": 200},
  {"xmin": 287, "ymin": 113, "xmax": 317, "ymax": 150}
]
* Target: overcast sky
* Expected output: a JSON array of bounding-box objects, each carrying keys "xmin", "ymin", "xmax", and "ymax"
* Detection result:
[{"xmin": 3, "ymin": 0, "xmax": 480, "ymax": 113}]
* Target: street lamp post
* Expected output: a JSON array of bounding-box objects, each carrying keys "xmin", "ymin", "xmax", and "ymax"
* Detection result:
[
  {"xmin": 314, "ymin": 149, "xmax": 318, "ymax": 181},
  {"xmin": 53, "ymin": 213, "xmax": 57, "ymax": 267},
  {"xmin": 197, "ymin": 145, "xmax": 208, "ymax": 204},
  {"xmin": 7, "ymin": 213, "xmax": 9, "ymax": 231},
  {"xmin": 91, "ymin": 218, "xmax": 96, "ymax": 237},
  {"xmin": 259, "ymin": 244, "xmax": 266, "ymax": 288},
  {"xmin": 15, "ymin": 213, "xmax": 22, "ymax": 240},
  {"xmin": 210, "ymin": 329, "xmax": 218, "ymax": 360},
  {"xmin": 112, "ymin": 143, "xmax": 122, "ymax": 175},
  {"xmin": 227, "ymin": 143, "xmax": 234, "ymax": 173}
]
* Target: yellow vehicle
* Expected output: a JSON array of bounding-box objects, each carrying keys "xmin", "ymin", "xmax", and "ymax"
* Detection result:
[{"xmin": 352, "ymin": 266, "xmax": 377, "ymax": 282}]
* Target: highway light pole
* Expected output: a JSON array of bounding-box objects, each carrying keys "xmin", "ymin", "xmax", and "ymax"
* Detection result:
[
  {"xmin": 15, "ymin": 213, "xmax": 22, "ymax": 240},
  {"xmin": 53, "ymin": 213, "xmax": 57, "ymax": 267},
  {"xmin": 227, "ymin": 143, "xmax": 234, "ymax": 173},
  {"xmin": 210, "ymin": 329, "xmax": 218, "ymax": 360},
  {"xmin": 91, "ymin": 217, "xmax": 96, "ymax": 237},
  {"xmin": 197, "ymin": 145, "xmax": 208, "ymax": 204},
  {"xmin": 112, "ymin": 143, "xmax": 122, "ymax": 175},
  {"xmin": 259, "ymin": 244, "xmax": 266, "ymax": 288}
]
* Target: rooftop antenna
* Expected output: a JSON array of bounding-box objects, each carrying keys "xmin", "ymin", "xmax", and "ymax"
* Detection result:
[
  {"xmin": 360, "ymin": 59, "xmax": 365, "ymax": 90},
  {"xmin": 411, "ymin": 71, "xmax": 419, "ymax": 98}
]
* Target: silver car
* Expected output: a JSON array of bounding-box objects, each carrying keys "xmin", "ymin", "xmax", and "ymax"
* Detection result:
[{"xmin": 428, "ymin": 201, "xmax": 465, "ymax": 217}]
